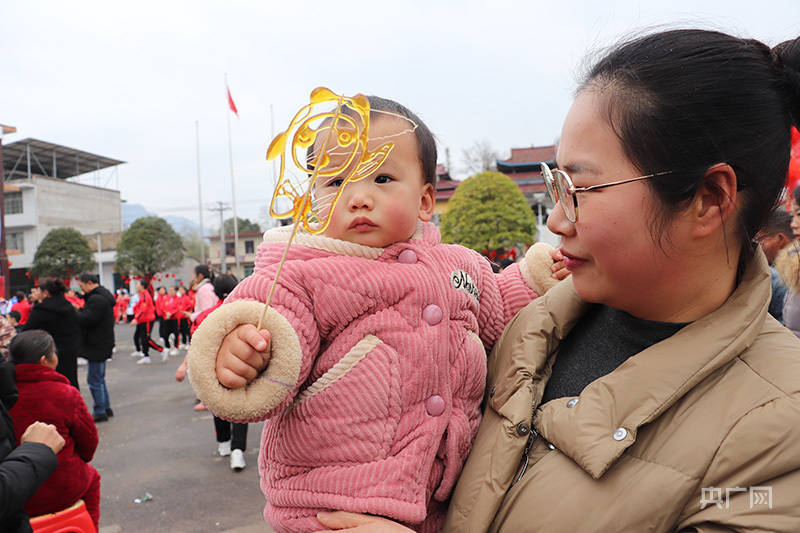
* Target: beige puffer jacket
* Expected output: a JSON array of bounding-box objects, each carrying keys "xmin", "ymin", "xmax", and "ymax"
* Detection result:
[{"xmin": 445, "ymin": 250, "xmax": 800, "ymax": 532}]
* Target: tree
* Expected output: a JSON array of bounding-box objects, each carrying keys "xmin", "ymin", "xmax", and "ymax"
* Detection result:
[
  {"xmin": 31, "ymin": 228, "xmax": 96, "ymax": 279},
  {"xmin": 440, "ymin": 171, "xmax": 537, "ymax": 253},
  {"xmin": 116, "ymin": 216, "xmax": 184, "ymax": 287},
  {"xmin": 182, "ymin": 229, "xmax": 209, "ymax": 261},
  {"xmin": 461, "ymin": 140, "xmax": 498, "ymax": 175},
  {"xmin": 223, "ymin": 217, "xmax": 261, "ymax": 235}
]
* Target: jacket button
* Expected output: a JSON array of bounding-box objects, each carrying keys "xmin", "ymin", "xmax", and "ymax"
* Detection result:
[
  {"xmin": 613, "ymin": 427, "xmax": 628, "ymax": 441},
  {"xmin": 422, "ymin": 304, "xmax": 443, "ymax": 325},
  {"xmin": 489, "ymin": 386, "xmax": 496, "ymax": 398},
  {"xmin": 547, "ymin": 442, "xmax": 556, "ymax": 450},
  {"xmin": 398, "ymin": 249, "xmax": 417, "ymax": 264},
  {"xmin": 425, "ymin": 395, "xmax": 445, "ymax": 416},
  {"xmin": 566, "ymin": 398, "xmax": 579, "ymax": 408},
  {"xmin": 516, "ymin": 422, "xmax": 530, "ymax": 436}
]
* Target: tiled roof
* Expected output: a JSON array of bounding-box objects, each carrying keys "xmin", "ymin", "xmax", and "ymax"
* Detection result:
[{"xmin": 499, "ymin": 146, "xmax": 556, "ymax": 165}]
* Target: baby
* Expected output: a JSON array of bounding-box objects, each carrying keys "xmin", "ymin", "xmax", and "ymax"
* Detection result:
[{"xmin": 188, "ymin": 96, "xmax": 562, "ymax": 532}]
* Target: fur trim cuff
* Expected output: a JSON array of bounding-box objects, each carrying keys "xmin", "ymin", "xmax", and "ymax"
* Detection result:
[
  {"xmin": 187, "ymin": 300, "xmax": 302, "ymax": 422},
  {"xmin": 518, "ymin": 242, "xmax": 560, "ymax": 295}
]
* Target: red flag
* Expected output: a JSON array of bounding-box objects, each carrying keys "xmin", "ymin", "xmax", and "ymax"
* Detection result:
[{"xmin": 227, "ymin": 85, "xmax": 239, "ymax": 117}]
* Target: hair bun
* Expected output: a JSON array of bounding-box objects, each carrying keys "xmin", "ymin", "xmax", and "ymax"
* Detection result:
[{"xmin": 773, "ymin": 37, "xmax": 800, "ymax": 124}]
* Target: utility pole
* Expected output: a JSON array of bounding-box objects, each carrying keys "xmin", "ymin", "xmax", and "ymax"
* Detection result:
[
  {"xmin": 0, "ymin": 124, "xmax": 17, "ymax": 298},
  {"xmin": 208, "ymin": 202, "xmax": 230, "ymax": 274},
  {"xmin": 195, "ymin": 121, "xmax": 206, "ymax": 264}
]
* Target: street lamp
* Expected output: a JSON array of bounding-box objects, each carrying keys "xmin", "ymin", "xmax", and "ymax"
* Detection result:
[{"xmin": 0, "ymin": 124, "xmax": 18, "ymax": 298}]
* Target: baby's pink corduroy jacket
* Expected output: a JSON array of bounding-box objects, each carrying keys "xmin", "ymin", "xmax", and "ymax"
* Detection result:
[{"xmin": 189, "ymin": 222, "xmax": 557, "ymax": 533}]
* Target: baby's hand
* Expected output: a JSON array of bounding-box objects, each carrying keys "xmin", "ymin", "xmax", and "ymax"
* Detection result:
[
  {"xmin": 216, "ymin": 324, "xmax": 271, "ymax": 389},
  {"xmin": 549, "ymin": 248, "xmax": 570, "ymax": 281}
]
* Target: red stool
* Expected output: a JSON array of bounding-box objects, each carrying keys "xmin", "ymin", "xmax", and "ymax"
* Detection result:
[{"xmin": 29, "ymin": 499, "xmax": 96, "ymax": 533}]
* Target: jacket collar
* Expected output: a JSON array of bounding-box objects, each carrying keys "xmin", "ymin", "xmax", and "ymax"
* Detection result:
[
  {"xmin": 262, "ymin": 220, "xmax": 433, "ymax": 259},
  {"xmin": 13, "ymin": 363, "xmax": 70, "ymax": 385},
  {"xmin": 532, "ymin": 250, "xmax": 771, "ymax": 479}
]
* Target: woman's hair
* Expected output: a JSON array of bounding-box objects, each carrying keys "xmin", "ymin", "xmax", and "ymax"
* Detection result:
[
  {"xmin": 10, "ymin": 330, "xmax": 56, "ymax": 365},
  {"xmin": 762, "ymin": 207, "xmax": 794, "ymax": 238},
  {"xmin": 39, "ymin": 278, "xmax": 66, "ymax": 296},
  {"xmin": 213, "ymin": 274, "xmax": 238, "ymax": 300},
  {"xmin": 580, "ymin": 29, "xmax": 800, "ymax": 255},
  {"xmin": 195, "ymin": 264, "xmax": 213, "ymax": 281}
]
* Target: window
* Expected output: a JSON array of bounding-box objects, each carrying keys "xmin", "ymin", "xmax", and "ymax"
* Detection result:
[
  {"xmin": 4, "ymin": 192, "xmax": 22, "ymax": 215},
  {"xmin": 7, "ymin": 231, "xmax": 23, "ymax": 253},
  {"xmin": 225, "ymin": 242, "xmax": 235, "ymax": 256},
  {"xmin": 245, "ymin": 240, "xmax": 254, "ymax": 254}
]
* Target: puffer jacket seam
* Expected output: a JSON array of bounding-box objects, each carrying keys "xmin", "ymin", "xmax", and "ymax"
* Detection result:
[
  {"xmin": 734, "ymin": 356, "xmax": 795, "ymax": 398},
  {"xmin": 625, "ymin": 451, "xmax": 699, "ymax": 484}
]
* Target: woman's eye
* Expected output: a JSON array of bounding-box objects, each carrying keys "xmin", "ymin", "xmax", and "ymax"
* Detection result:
[{"xmin": 375, "ymin": 174, "xmax": 393, "ymax": 184}]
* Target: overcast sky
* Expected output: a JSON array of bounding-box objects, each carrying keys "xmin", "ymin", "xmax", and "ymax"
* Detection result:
[{"xmin": 3, "ymin": 1, "xmax": 799, "ymax": 231}]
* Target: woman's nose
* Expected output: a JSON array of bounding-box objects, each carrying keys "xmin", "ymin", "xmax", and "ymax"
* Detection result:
[{"xmin": 547, "ymin": 201, "xmax": 574, "ymax": 237}]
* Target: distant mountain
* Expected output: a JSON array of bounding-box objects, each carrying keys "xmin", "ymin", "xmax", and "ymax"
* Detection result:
[{"xmin": 122, "ymin": 203, "xmax": 205, "ymax": 236}]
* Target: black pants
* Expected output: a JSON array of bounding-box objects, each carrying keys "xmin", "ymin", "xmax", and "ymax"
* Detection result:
[
  {"xmin": 178, "ymin": 318, "xmax": 191, "ymax": 344},
  {"xmin": 135, "ymin": 321, "xmax": 163, "ymax": 356},
  {"xmin": 214, "ymin": 416, "xmax": 247, "ymax": 451},
  {"xmin": 162, "ymin": 319, "xmax": 178, "ymax": 348}
]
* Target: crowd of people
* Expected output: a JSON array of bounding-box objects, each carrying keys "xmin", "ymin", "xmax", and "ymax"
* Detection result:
[{"xmin": 0, "ymin": 264, "xmax": 239, "ymax": 532}]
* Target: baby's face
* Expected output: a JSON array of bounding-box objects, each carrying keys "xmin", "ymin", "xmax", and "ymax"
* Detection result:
[{"xmin": 313, "ymin": 116, "xmax": 434, "ymax": 247}]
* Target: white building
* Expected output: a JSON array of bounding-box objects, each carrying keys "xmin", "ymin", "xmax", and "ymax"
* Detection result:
[{"xmin": 2, "ymin": 138, "xmax": 124, "ymax": 293}]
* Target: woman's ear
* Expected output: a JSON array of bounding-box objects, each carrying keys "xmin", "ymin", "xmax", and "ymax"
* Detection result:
[
  {"xmin": 690, "ymin": 163, "xmax": 738, "ymax": 238},
  {"xmin": 418, "ymin": 183, "xmax": 436, "ymax": 222}
]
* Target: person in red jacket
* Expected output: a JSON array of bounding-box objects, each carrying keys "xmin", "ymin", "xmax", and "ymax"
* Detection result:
[
  {"xmin": 9, "ymin": 330, "xmax": 101, "ymax": 529},
  {"xmin": 162, "ymin": 286, "xmax": 181, "ymax": 355},
  {"xmin": 131, "ymin": 281, "xmax": 164, "ymax": 365},
  {"xmin": 9, "ymin": 292, "xmax": 30, "ymax": 325},
  {"xmin": 176, "ymin": 285, "xmax": 194, "ymax": 349}
]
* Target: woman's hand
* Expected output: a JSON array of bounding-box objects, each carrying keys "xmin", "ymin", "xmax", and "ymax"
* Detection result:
[
  {"xmin": 549, "ymin": 248, "xmax": 570, "ymax": 280},
  {"xmin": 314, "ymin": 512, "xmax": 415, "ymax": 532}
]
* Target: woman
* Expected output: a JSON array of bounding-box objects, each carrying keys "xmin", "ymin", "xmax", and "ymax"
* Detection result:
[
  {"xmin": 131, "ymin": 281, "xmax": 164, "ymax": 365},
  {"xmin": 23, "ymin": 278, "xmax": 81, "ymax": 389},
  {"xmin": 316, "ymin": 30, "xmax": 800, "ymax": 532}
]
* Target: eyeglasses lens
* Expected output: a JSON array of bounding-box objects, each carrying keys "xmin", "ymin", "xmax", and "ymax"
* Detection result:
[{"xmin": 554, "ymin": 171, "xmax": 576, "ymax": 222}]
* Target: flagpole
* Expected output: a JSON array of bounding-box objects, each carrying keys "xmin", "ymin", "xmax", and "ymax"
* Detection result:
[
  {"xmin": 195, "ymin": 120, "xmax": 206, "ymax": 264},
  {"xmin": 226, "ymin": 74, "xmax": 240, "ymax": 275}
]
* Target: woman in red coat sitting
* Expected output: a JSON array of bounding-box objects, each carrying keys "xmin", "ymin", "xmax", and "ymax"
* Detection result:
[{"xmin": 9, "ymin": 330, "xmax": 101, "ymax": 529}]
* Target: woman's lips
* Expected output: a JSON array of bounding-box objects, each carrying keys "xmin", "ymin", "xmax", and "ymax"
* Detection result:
[{"xmin": 560, "ymin": 249, "xmax": 586, "ymax": 269}]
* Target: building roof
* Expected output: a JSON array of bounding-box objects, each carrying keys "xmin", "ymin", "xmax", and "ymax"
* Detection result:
[
  {"xmin": 498, "ymin": 146, "xmax": 556, "ymax": 166},
  {"xmin": 2, "ymin": 138, "xmax": 125, "ymax": 180}
]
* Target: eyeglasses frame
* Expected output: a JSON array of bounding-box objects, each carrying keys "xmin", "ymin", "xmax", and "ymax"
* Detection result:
[{"xmin": 540, "ymin": 162, "xmax": 673, "ymax": 222}]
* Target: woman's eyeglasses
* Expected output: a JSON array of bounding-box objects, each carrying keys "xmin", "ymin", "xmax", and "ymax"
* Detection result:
[{"xmin": 540, "ymin": 162, "xmax": 672, "ymax": 223}]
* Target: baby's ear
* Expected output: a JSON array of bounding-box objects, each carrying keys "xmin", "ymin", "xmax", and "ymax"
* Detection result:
[{"xmin": 418, "ymin": 183, "xmax": 435, "ymax": 222}]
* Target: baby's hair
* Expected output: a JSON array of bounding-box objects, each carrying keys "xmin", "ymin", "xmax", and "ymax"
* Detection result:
[
  {"xmin": 10, "ymin": 330, "xmax": 56, "ymax": 365},
  {"xmin": 366, "ymin": 96, "xmax": 437, "ymax": 187},
  {"xmin": 308, "ymin": 95, "xmax": 438, "ymax": 187}
]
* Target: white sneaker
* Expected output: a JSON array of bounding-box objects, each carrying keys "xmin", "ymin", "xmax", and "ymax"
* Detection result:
[
  {"xmin": 181, "ymin": 344, "xmax": 189, "ymax": 351},
  {"xmin": 161, "ymin": 350, "xmax": 169, "ymax": 362},
  {"xmin": 169, "ymin": 348, "xmax": 179, "ymax": 356},
  {"xmin": 131, "ymin": 350, "xmax": 144, "ymax": 357},
  {"xmin": 168, "ymin": 333, "xmax": 176, "ymax": 346},
  {"xmin": 77, "ymin": 357, "xmax": 88, "ymax": 366},
  {"xmin": 230, "ymin": 449, "xmax": 245, "ymax": 471},
  {"xmin": 137, "ymin": 356, "xmax": 152, "ymax": 365},
  {"xmin": 160, "ymin": 337, "xmax": 166, "ymax": 346},
  {"xmin": 217, "ymin": 440, "xmax": 231, "ymax": 456}
]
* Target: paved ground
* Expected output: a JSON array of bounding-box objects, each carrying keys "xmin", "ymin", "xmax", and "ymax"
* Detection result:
[{"xmin": 76, "ymin": 322, "xmax": 274, "ymax": 532}]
